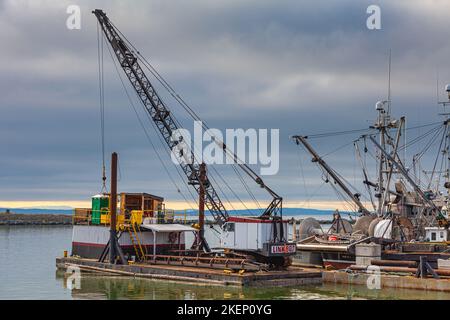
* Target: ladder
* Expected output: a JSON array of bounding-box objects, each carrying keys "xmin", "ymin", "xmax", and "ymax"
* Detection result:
[{"xmin": 127, "ymin": 223, "xmax": 146, "ymax": 261}]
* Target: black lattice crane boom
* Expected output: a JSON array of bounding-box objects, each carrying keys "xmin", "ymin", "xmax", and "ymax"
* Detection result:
[{"xmin": 93, "ymin": 9, "xmax": 284, "ymax": 240}]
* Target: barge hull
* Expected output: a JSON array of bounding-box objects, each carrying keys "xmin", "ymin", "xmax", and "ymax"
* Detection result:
[{"xmin": 72, "ymin": 225, "xmax": 186, "ymax": 259}]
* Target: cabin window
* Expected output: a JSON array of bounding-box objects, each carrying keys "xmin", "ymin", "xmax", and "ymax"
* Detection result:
[
  {"xmin": 440, "ymin": 232, "xmax": 444, "ymax": 239},
  {"xmin": 431, "ymin": 232, "xmax": 436, "ymax": 241},
  {"xmin": 224, "ymin": 223, "xmax": 235, "ymax": 232}
]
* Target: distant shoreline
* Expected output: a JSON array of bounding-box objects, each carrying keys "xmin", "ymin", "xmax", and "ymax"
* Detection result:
[
  {"xmin": 0, "ymin": 206, "xmax": 351, "ymax": 226},
  {"xmin": 0, "ymin": 213, "xmax": 72, "ymax": 226},
  {"xmin": 0, "ymin": 212, "xmax": 340, "ymax": 226}
]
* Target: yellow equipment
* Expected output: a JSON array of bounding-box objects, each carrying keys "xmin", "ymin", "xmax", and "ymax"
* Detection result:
[{"xmin": 130, "ymin": 210, "xmax": 143, "ymax": 225}]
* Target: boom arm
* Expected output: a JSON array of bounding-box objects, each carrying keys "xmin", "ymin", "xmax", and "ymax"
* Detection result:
[
  {"xmin": 93, "ymin": 9, "xmax": 283, "ymax": 228},
  {"xmin": 93, "ymin": 9, "xmax": 229, "ymax": 225},
  {"xmin": 293, "ymin": 135, "xmax": 370, "ymax": 215}
]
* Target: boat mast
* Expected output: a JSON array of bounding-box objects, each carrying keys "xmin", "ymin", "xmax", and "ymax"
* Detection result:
[
  {"xmin": 374, "ymin": 52, "xmax": 394, "ymax": 216},
  {"xmin": 373, "ymin": 100, "xmax": 397, "ymax": 216},
  {"xmin": 380, "ymin": 116, "xmax": 405, "ymax": 216},
  {"xmin": 369, "ymin": 136, "xmax": 440, "ymax": 226},
  {"xmin": 438, "ymin": 84, "xmax": 450, "ymax": 209}
]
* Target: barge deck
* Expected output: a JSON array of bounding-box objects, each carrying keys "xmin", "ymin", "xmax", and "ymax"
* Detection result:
[{"xmin": 56, "ymin": 257, "xmax": 322, "ymax": 287}]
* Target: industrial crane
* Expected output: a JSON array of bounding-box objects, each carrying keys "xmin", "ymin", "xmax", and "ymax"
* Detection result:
[{"xmin": 93, "ymin": 9, "xmax": 294, "ymax": 264}]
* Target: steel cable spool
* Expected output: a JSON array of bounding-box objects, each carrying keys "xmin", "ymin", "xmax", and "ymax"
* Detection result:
[
  {"xmin": 298, "ymin": 217, "xmax": 323, "ymax": 240},
  {"xmin": 368, "ymin": 217, "xmax": 382, "ymax": 237},
  {"xmin": 352, "ymin": 215, "xmax": 376, "ymax": 236}
]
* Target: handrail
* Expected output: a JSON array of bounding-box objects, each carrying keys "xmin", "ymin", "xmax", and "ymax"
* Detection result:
[{"xmin": 73, "ymin": 208, "xmax": 195, "ymax": 225}]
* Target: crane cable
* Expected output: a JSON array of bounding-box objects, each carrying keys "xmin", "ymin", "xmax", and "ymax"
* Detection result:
[
  {"xmin": 426, "ymin": 125, "xmax": 446, "ymax": 190},
  {"xmin": 97, "ymin": 22, "xmax": 107, "ymax": 193},
  {"xmin": 108, "ymin": 21, "xmax": 263, "ymax": 210},
  {"xmin": 354, "ymin": 140, "xmax": 377, "ymax": 211},
  {"xmin": 103, "ymin": 33, "xmax": 197, "ymax": 211},
  {"xmin": 135, "ymin": 55, "xmax": 263, "ymax": 210}
]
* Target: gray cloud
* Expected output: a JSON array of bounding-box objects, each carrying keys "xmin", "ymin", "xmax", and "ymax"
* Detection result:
[{"xmin": 1, "ymin": 0, "xmax": 450, "ymax": 210}]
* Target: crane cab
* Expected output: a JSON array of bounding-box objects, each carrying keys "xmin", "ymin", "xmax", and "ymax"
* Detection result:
[{"xmin": 220, "ymin": 217, "xmax": 296, "ymax": 257}]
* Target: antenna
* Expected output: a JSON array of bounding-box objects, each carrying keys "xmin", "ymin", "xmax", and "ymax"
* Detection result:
[
  {"xmin": 387, "ymin": 49, "xmax": 391, "ymax": 114},
  {"xmin": 436, "ymin": 69, "xmax": 440, "ymax": 106}
]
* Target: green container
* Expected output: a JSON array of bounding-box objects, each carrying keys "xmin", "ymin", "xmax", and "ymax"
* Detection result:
[{"xmin": 92, "ymin": 195, "xmax": 109, "ymax": 225}]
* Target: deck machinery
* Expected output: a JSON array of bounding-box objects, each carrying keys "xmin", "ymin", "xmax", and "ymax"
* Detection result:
[{"xmin": 82, "ymin": 9, "xmax": 296, "ymax": 268}]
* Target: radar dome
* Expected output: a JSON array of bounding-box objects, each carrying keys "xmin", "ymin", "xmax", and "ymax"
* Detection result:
[{"xmin": 375, "ymin": 101, "xmax": 384, "ymax": 110}]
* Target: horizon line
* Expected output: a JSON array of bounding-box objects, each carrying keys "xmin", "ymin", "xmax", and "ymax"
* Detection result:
[{"xmin": 0, "ymin": 200, "xmax": 363, "ymax": 212}]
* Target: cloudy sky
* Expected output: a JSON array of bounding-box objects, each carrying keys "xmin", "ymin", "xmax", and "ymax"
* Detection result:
[{"xmin": 1, "ymin": 0, "xmax": 450, "ymax": 211}]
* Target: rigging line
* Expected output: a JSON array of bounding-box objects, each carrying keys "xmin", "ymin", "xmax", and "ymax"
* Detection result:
[
  {"xmin": 301, "ymin": 180, "xmax": 327, "ymax": 208},
  {"xmin": 97, "ymin": 22, "xmax": 107, "ymax": 192},
  {"xmin": 191, "ymin": 126, "xmax": 261, "ymax": 210},
  {"xmin": 108, "ymin": 20, "xmax": 203, "ymax": 121},
  {"xmin": 150, "ymin": 88, "xmax": 259, "ymax": 211},
  {"xmin": 104, "ymin": 39, "xmax": 197, "ymax": 210},
  {"xmin": 307, "ymin": 121, "xmax": 443, "ymax": 141},
  {"xmin": 398, "ymin": 124, "xmax": 443, "ymax": 152},
  {"xmin": 306, "ymin": 128, "xmax": 375, "ymax": 139},
  {"xmin": 390, "ymin": 148, "xmax": 431, "ymax": 192},
  {"xmin": 130, "ymin": 44, "xmax": 265, "ymax": 199},
  {"xmin": 208, "ymin": 166, "xmax": 251, "ymax": 215},
  {"xmin": 232, "ymin": 164, "xmax": 260, "ymax": 210},
  {"xmin": 123, "ymin": 31, "xmax": 270, "ymax": 205},
  {"xmin": 145, "ymin": 113, "xmax": 199, "ymax": 208},
  {"xmin": 418, "ymin": 162, "xmax": 433, "ymax": 188},
  {"xmin": 139, "ymin": 98, "xmax": 200, "ymax": 203},
  {"xmin": 296, "ymin": 146, "xmax": 310, "ymax": 208},
  {"xmin": 299, "ymin": 143, "xmax": 360, "ymax": 211},
  {"xmin": 115, "ymin": 54, "xmax": 204, "ymax": 205},
  {"xmin": 231, "ymin": 164, "xmax": 262, "ymax": 210},
  {"xmin": 333, "ymin": 168, "xmax": 368, "ymax": 203},
  {"xmin": 438, "ymin": 124, "xmax": 449, "ymax": 190},
  {"xmin": 109, "ymin": 20, "xmax": 275, "ymax": 211},
  {"xmin": 427, "ymin": 125, "xmax": 446, "ymax": 190},
  {"xmin": 325, "ymin": 169, "xmax": 358, "ymax": 213},
  {"xmin": 144, "ymin": 63, "xmax": 264, "ymax": 205},
  {"xmin": 435, "ymin": 138, "xmax": 446, "ymax": 193},
  {"xmin": 296, "ymin": 144, "xmax": 327, "ymax": 208},
  {"xmin": 321, "ymin": 140, "xmax": 355, "ymax": 158},
  {"xmin": 135, "ymin": 50, "xmax": 263, "ymax": 206},
  {"xmin": 354, "ymin": 141, "xmax": 376, "ymax": 211},
  {"xmin": 401, "ymin": 127, "xmax": 442, "ymax": 156},
  {"xmin": 206, "ymin": 168, "xmax": 243, "ymax": 215},
  {"xmin": 410, "ymin": 125, "xmax": 444, "ymax": 163},
  {"xmin": 141, "ymin": 101, "xmax": 199, "ymax": 205},
  {"xmin": 405, "ymin": 121, "xmax": 443, "ymax": 131},
  {"xmin": 313, "ymin": 159, "xmax": 359, "ymax": 212},
  {"xmin": 311, "ymin": 139, "xmax": 368, "ymax": 203}
]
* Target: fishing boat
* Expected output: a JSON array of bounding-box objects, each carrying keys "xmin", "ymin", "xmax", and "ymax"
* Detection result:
[{"xmin": 291, "ymin": 83, "xmax": 450, "ymax": 271}]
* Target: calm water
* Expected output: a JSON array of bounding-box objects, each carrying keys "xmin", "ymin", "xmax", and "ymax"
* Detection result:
[{"xmin": 2, "ymin": 225, "xmax": 450, "ymax": 300}]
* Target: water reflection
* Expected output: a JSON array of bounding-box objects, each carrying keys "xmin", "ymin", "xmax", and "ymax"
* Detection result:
[{"xmin": 56, "ymin": 270, "xmax": 450, "ymax": 300}]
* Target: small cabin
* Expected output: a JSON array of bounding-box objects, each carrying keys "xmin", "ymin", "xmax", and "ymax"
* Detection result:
[
  {"xmin": 74, "ymin": 192, "xmax": 165, "ymax": 225},
  {"xmin": 120, "ymin": 192, "xmax": 164, "ymax": 217},
  {"xmin": 425, "ymin": 227, "xmax": 448, "ymax": 242}
]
